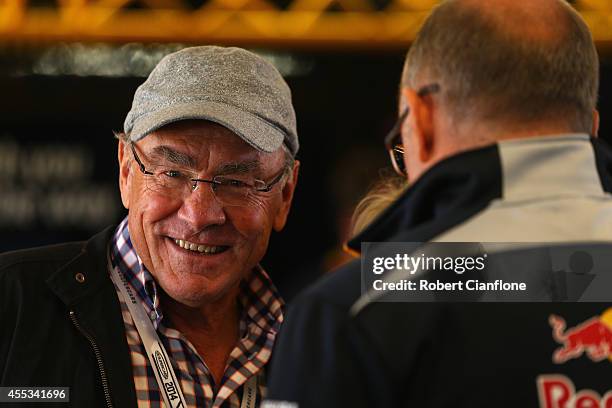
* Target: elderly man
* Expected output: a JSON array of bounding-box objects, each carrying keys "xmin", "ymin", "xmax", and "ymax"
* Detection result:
[
  {"xmin": 265, "ymin": 0, "xmax": 612, "ymax": 407},
  {"xmin": 0, "ymin": 46, "xmax": 299, "ymax": 407}
]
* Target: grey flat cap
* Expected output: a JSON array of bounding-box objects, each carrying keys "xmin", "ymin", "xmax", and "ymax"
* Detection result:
[{"xmin": 124, "ymin": 46, "xmax": 299, "ymax": 156}]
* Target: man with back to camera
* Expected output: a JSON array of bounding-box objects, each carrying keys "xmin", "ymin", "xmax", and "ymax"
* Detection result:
[
  {"xmin": 0, "ymin": 46, "xmax": 300, "ymax": 407},
  {"xmin": 264, "ymin": 0, "xmax": 612, "ymax": 407}
]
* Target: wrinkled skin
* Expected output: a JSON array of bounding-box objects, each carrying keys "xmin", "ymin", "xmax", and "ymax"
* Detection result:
[{"xmin": 118, "ymin": 120, "xmax": 299, "ymax": 307}]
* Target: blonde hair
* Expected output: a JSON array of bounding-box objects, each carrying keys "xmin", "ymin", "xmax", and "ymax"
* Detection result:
[{"xmin": 350, "ymin": 176, "xmax": 408, "ymax": 237}]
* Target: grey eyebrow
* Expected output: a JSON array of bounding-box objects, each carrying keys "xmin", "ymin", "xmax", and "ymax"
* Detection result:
[
  {"xmin": 216, "ymin": 160, "xmax": 261, "ymax": 175},
  {"xmin": 150, "ymin": 146, "xmax": 197, "ymax": 168}
]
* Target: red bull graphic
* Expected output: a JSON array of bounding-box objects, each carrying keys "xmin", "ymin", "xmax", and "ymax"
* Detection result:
[
  {"xmin": 537, "ymin": 375, "xmax": 612, "ymax": 408},
  {"xmin": 549, "ymin": 308, "xmax": 612, "ymax": 364}
]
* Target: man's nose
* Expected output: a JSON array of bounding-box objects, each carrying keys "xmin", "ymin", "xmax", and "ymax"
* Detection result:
[{"xmin": 177, "ymin": 182, "xmax": 226, "ymax": 229}]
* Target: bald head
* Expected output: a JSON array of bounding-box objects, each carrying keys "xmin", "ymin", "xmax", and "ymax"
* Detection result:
[
  {"xmin": 466, "ymin": 0, "xmax": 574, "ymax": 42},
  {"xmin": 402, "ymin": 0, "xmax": 599, "ymax": 134}
]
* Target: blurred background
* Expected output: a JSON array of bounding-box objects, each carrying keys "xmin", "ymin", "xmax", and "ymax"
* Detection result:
[{"xmin": 1, "ymin": 0, "xmax": 612, "ymax": 299}]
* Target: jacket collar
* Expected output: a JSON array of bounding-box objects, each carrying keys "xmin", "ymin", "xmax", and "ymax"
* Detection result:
[
  {"xmin": 347, "ymin": 143, "xmax": 502, "ymax": 253},
  {"xmin": 45, "ymin": 225, "xmax": 138, "ymax": 408},
  {"xmin": 347, "ymin": 134, "xmax": 611, "ymax": 254},
  {"xmin": 497, "ymin": 134, "xmax": 604, "ymax": 202},
  {"xmin": 46, "ymin": 226, "xmax": 115, "ymax": 307}
]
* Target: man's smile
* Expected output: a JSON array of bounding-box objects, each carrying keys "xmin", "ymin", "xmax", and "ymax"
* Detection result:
[{"xmin": 170, "ymin": 237, "xmax": 230, "ymax": 255}]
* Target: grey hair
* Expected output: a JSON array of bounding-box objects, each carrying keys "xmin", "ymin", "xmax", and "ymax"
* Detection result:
[
  {"xmin": 402, "ymin": 0, "xmax": 599, "ymax": 133},
  {"xmin": 113, "ymin": 130, "xmax": 129, "ymax": 142},
  {"xmin": 114, "ymin": 131, "xmax": 132, "ymax": 166},
  {"xmin": 281, "ymin": 142, "xmax": 296, "ymax": 179}
]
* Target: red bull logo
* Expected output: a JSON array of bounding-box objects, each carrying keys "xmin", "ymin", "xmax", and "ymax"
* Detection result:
[
  {"xmin": 537, "ymin": 375, "xmax": 612, "ymax": 408},
  {"xmin": 549, "ymin": 308, "xmax": 612, "ymax": 364}
]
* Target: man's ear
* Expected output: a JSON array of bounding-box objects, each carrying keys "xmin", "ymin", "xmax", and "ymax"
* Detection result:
[
  {"xmin": 401, "ymin": 87, "xmax": 435, "ymax": 164},
  {"xmin": 273, "ymin": 160, "xmax": 300, "ymax": 232},
  {"xmin": 592, "ymin": 109, "xmax": 600, "ymax": 137},
  {"xmin": 118, "ymin": 140, "xmax": 131, "ymax": 210}
]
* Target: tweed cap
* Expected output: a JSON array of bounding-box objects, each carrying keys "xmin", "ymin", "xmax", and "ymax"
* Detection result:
[{"xmin": 124, "ymin": 46, "xmax": 298, "ymax": 156}]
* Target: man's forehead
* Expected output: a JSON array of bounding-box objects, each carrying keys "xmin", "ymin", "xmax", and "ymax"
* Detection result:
[
  {"xmin": 140, "ymin": 136, "xmax": 281, "ymax": 177},
  {"xmin": 139, "ymin": 120, "xmax": 288, "ymax": 171},
  {"xmin": 146, "ymin": 143, "xmax": 267, "ymax": 176},
  {"xmin": 146, "ymin": 139, "xmax": 264, "ymax": 167}
]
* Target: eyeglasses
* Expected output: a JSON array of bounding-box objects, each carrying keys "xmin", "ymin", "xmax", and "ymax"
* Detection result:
[
  {"xmin": 384, "ymin": 83, "xmax": 440, "ymax": 177},
  {"xmin": 129, "ymin": 143, "xmax": 287, "ymax": 207}
]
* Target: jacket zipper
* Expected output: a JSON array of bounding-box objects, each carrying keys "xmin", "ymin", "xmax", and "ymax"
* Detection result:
[{"xmin": 69, "ymin": 310, "xmax": 114, "ymax": 408}]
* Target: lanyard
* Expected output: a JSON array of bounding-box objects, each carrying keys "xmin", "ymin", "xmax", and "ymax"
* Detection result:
[
  {"xmin": 108, "ymin": 256, "xmax": 258, "ymax": 408},
  {"xmin": 240, "ymin": 376, "xmax": 257, "ymax": 408}
]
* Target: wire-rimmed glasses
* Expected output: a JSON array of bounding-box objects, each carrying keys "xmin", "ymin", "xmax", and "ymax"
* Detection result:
[
  {"xmin": 384, "ymin": 83, "xmax": 440, "ymax": 177},
  {"xmin": 129, "ymin": 143, "xmax": 286, "ymax": 207}
]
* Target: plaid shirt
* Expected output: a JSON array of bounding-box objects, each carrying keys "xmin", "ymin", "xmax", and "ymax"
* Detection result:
[{"xmin": 109, "ymin": 217, "xmax": 284, "ymax": 407}]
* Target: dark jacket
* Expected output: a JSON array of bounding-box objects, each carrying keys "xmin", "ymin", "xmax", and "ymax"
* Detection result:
[
  {"xmin": 0, "ymin": 227, "xmax": 137, "ymax": 408},
  {"xmin": 266, "ymin": 135, "xmax": 612, "ymax": 407}
]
